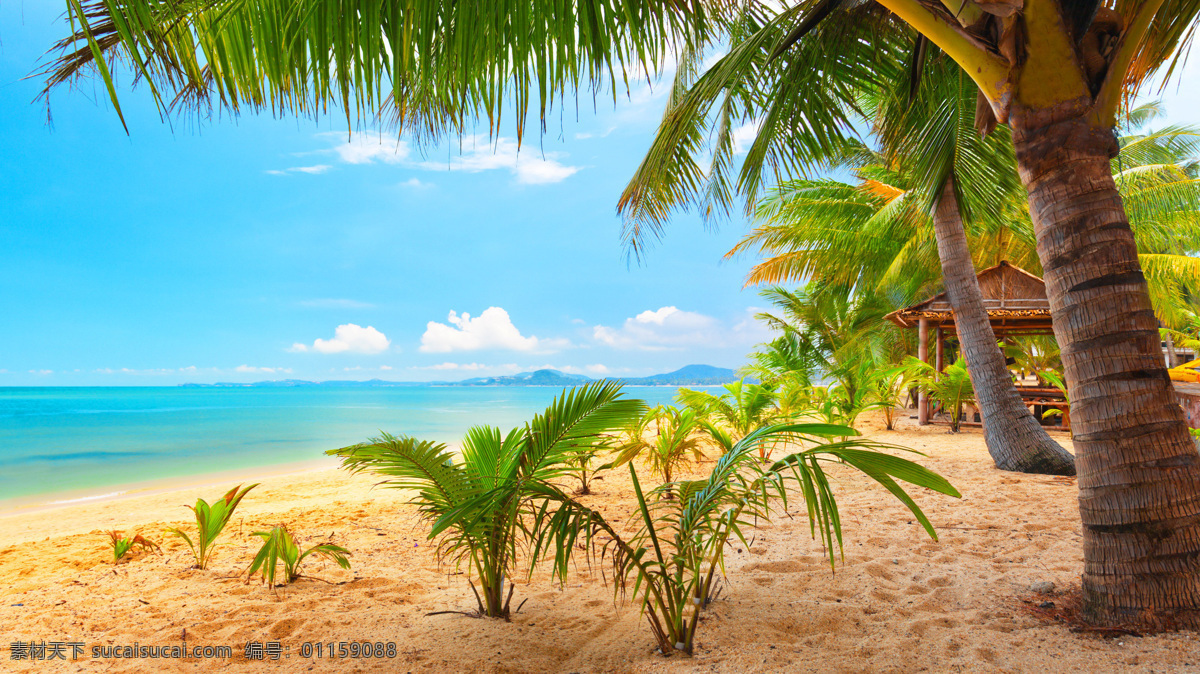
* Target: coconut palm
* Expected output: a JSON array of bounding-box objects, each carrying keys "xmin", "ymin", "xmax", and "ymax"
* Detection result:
[
  {"xmin": 532, "ymin": 421, "xmax": 960, "ymax": 655},
  {"xmin": 615, "ymin": 2, "xmax": 1200, "ymax": 626},
  {"xmin": 327, "ymin": 382, "xmax": 643, "ymax": 618},
  {"xmin": 676, "ymin": 379, "xmax": 780, "ymax": 456},
  {"xmin": 39, "ymin": 0, "xmax": 1200, "ymax": 630},
  {"xmin": 606, "ymin": 405, "xmax": 705, "ymax": 497},
  {"xmin": 736, "ymin": 98, "xmax": 1200, "ymax": 476},
  {"xmin": 738, "ymin": 113, "xmax": 1200, "ymax": 324},
  {"xmin": 906, "ymin": 357, "xmax": 975, "ymax": 433}
]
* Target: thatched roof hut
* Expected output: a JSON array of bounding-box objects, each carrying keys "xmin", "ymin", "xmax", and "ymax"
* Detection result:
[{"xmin": 884, "ymin": 261, "xmax": 1053, "ymax": 337}]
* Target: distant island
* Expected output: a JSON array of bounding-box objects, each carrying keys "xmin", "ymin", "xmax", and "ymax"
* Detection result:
[{"xmin": 179, "ymin": 364, "xmax": 742, "ymax": 388}]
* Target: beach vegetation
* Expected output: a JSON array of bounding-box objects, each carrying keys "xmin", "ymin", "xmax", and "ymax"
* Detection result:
[
  {"xmin": 106, "ymin": 530, "xmax": 159, "ymax": 563},
  {"xmin": 41, "ymin": 0, "xmax": 1200, "ymax": 629},
  {"xmin": 327, "ymin": 381, "xmax": 644, "ymax": 619},
  {"xmin": 678, "ymin": 380, "xmax": 780, "ymax": 457},
  {"xmin": 165, "ymin": 483, "xmax": 257, "ymax": 570},
  {"xmin": 605, "ymin": 405, "xmax": 705, "ymax": 497},
  {"xmin": 528, "ymin": 422, "xmax": 959, "ymax": 655},
  {"xmin": 246, "ymin": 525, "xmax": 351, "ymax": 590},
  {"xmin": 1005, "ymin": 336, "xmax": 1063, "ymax": 385},
  {"xmin": 563, "ymin": 432, "xmax": 616, "ymax": 496},
  {"xmin": 906, "ymin": 357, "xmax": 975, "ymax": 433}
]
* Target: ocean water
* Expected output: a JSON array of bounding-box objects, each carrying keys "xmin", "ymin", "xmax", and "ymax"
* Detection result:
[{"xmin": 0, "ymin": 386, "xmax": 689, "ymax": 510}]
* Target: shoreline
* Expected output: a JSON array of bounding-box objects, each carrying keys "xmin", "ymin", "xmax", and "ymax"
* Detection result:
[
  {"xmin": 0, "ymin": 456, "xmax": 341, "ymax": 523},
  {"xmin": 4, "ymin": 417, "xmax": 1197, "ymax": 673}
]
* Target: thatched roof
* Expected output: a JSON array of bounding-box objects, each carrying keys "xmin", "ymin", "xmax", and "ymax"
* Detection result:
[{"xmin": 884, "ymin": 261, "xmax": 1054, "ymax": 336}]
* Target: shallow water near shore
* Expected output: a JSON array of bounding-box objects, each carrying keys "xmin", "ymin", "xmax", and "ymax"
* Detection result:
[{"xmin": 0, "ymin": 385, "xmax": 688, "ymax": 510}]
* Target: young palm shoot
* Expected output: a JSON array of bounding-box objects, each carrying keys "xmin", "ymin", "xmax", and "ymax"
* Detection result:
[
  {"xmin": 246, "ymin": 525, "xmax": 351, "ymax": 590},
  {"xmin": 165, "ymin": 483, "xmax": 257, "ymax": 570},
  {"xmin": 530, "ymin": 422, "xmax": 959, "ymax": 656},
  {"xmin": 106, "ymin": 530, "xmax": 159, "ymax": 563},
  {"xmin": 606, "ymin": 405, "xmax": 705, "ymax": 498},
  {"xmin": 327, "ymin": 381, "xmax": 644, "ymax": 619},
  {"xmin": 678, "ymin": 379, "xmax": 780, "ymax": 457},
  {"xmin": 905, "ymin": 357, "xmax": 975, "ymax": 432}
]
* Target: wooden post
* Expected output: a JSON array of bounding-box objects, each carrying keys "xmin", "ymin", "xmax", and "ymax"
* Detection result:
[
  {"xmin": 936, "ymin": 326, "xmax": 945, "ymax": 372},
  {"xmin": 918, "ymin": 318, "xmax": 930, "ymax": 425}
]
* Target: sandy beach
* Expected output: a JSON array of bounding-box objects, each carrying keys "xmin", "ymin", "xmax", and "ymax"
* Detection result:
[{"xmin": 2, "ymin": 413, "xmax": 1197, "ymax": 673}]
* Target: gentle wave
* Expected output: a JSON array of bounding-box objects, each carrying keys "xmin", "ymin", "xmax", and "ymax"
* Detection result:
[{"xmin": 47, "ymin": 490, "xmax": 128, "ymax": 505}]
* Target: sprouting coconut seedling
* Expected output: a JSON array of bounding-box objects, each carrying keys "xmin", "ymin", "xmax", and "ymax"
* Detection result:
[
  {"xmin": 530, "ymin": 422, "xmax": 960, "ymax": 656},
  {"xmin": 106, "ymin": 530, "xmax": 159, "ymax": 563},
  {"xmin": 328, "ymin": 382, "xmax": 645, "ymax": 619},
  {"xmin": 165, "ymin": 483, "xmax": 257, "ymax": 569},
  {"xmin": 246, "ymin": 525, "xmax": 351, "ymax": 590}
]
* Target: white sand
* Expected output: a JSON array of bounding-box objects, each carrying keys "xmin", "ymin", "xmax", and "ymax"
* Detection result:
[{"xmin": 1, "ymin": 413, "xmax": 1197, "ymax": 672}]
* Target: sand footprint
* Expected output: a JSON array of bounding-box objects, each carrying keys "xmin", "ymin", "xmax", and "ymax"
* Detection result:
[{"xmin": 268, "ymin": 617, "xmax": 305, "ymax": 640}]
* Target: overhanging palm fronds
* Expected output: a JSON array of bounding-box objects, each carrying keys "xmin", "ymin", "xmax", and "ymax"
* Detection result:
[{"xmin": 40, "ymin": 0, "xmax": 730, "ymax": 140}]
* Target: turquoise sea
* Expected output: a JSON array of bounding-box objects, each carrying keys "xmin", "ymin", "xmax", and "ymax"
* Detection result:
[{"xmin": 0, "ymin": 386, "xmax": 690, "ymax": 511}]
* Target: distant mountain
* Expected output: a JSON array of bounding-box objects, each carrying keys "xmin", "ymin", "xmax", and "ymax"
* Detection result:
[
  {"xmin": 179, "ymin": 378, "xmax": 425, "ymax": 388},
  {"xmin": 452, "ymin": 369, "xmax": 591, "ymax": 387},
  {"xmin": 616, "ymin": 364, "xmax": 741, "ymax": 386},
  {"xmin": 179, "ymin": 364, "xmax": 742, "ymax": 388}
]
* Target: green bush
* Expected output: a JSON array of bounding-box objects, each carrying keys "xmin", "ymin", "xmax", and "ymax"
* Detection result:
[{"xmin": 606, "ymin": 405, "xmax": 705, "ymax": 497}]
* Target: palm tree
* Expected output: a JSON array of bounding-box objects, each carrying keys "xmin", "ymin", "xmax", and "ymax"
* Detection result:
[
  {"xmin": 677, "ymin": 379, "xmax": 780, "ymax": 456},
  {"xmin": 617, "ymin": 3, "xmax": 1200, "ymax": 627},
  {"xmin": 737, "ymin": 114, "xmax": 1200, "ymax": 327},
  {"xmin": 875, "ymin": 64, "xmax": 1076, "ymax": 475},
  {"xmin": 606, "ymin": 405, "xmax": 705, "ymax": 497},
  {"xmin": 736, "ymin": 101, "xmax": 1200, "ymax": 475},
  {"xmin": 327, "ymin": 382, "xmax": 643, "ymax": 618},
  {"xmin": 38, "ymin": 0, "xmax": 1200, "ymax": 630},
  {"xmin": 906, "ymin": 356, "xmax": 976, "ymax": 432}
]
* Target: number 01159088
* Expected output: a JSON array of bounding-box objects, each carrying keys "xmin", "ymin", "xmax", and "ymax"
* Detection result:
[{"xmin": 298, "ymin": 642, "xmax": 397, "ymax": 658}]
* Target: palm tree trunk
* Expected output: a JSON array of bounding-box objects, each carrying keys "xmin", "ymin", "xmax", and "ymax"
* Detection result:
[
  {"xmin": 933, "ymin": 179, "xmax": 1076, "ymax": 475},
  {"xmin": 1012, "ymin": 111, "xmax": 1200, "ymax": 628}
]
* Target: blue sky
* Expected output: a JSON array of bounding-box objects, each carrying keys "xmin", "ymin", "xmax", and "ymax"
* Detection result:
[{"xmin": 2, "ymin": 5, "xmax": 1198, "ymax": 386}]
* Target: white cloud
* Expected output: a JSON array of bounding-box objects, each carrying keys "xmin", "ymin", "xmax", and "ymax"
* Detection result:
[
  {"xmin": 29, "ymin": 369, "xmax": 53, "ymax": 375},
  {"xmin": 325, "ymin": 131, "xmax": 411, "ymax": 164},
  {"xmin": 235, "ymin": 365, "xmax": 292, "ymax": 374},
  {"xmin": 420, "ymin": 307, "xmax": 568, "ymax": 353},
  {"xmin": 574, "ymin": 126, "xmax": 617, "ymax": 140},
  {"xmin": 593, "ymin": 306, "xmax": 722, "ymax": 350},
  {"xmin": 307, "ymin": 133, "xmax": 580, "ymax": 185},
  {"xmin": 732, "ymin": 306, "xmax": 773, "ymax": 347},
  {"xmin": 291, "ymin": 324, "xmax": 391, "ymax": 355},
  {"xmin": 341, "ymin": 365, "xmax": 394, "ymax": 373},
  {"xmin": 418, "ymin": 137, "xmax": 580, "ymax": 185},
  {"xmin": 731, "ymin": 119, "xmax": 762, "ymax": 155},
  {"xmin": 421, "ymin": 362, "xmax": 491, "ymax": 371},
  {"xmin": 549, "ymin": 363, "xmax": 614, "ymax": 375},
  {"xmin": 265, "ymin": 164, "xmax": 333, "ymax": 176}
]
